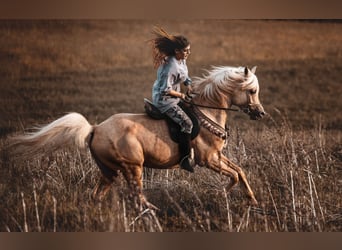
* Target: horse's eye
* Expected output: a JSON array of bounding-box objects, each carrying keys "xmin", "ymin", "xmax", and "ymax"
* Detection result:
[{"xmin": 249, "ymin": 89, "xmax": 257, "ymax": 95}]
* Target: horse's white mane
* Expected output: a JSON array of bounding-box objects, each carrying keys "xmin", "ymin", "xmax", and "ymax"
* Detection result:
[{"xmin": 192, "ymin": 66, "xmax": 258, "ymax": 105}]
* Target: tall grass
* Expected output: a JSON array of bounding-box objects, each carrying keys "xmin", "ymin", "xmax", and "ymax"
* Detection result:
[{"xmin": 1, "ymin": 113, "xmax": 340, "ymax": 231}]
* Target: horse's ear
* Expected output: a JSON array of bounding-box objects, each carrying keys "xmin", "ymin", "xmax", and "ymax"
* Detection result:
[
  {"xmin": 251, "ymin": 66, "xmax": 257, "ymax": 74},
  {"xmin": 244, "ymin": 67, "xmax": 248, "ymax": 76}
]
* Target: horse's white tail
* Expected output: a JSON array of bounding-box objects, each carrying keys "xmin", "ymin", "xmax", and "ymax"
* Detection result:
[{"xmin": 10, "ymin": 112, "xmax": 93, "ymax": 158}]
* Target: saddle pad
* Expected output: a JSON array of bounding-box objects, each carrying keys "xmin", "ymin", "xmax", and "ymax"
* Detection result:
[{"xmin": 144, "ymin": 99, "xmax": 200, "ymax": 143}]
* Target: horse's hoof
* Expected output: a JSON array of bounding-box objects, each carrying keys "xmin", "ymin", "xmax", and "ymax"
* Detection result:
[
  {"xmin": 145, "ymin": 201, "xmax": 160, "ymax": 211},
  {"xmin": 140, "ymin": 196, "xmax": 159, "ymax": 211},
  {"xmin": 251, "ymin": 198, "xmax": 258, "ymax": 206}
]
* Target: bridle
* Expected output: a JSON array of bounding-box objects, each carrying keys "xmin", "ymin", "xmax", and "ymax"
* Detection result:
[{"xmin": 184, "ymin": 90, "xmax": 261, "ymax": 140}]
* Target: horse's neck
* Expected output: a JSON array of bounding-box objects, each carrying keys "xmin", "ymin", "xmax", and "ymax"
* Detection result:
[
  {"xmin": 201, "ymin": 108, "xmax": 227, "ymax": 128},
  {"xmin": 193, "ymin": 97, "xmax": 229, "ymax": 127}
]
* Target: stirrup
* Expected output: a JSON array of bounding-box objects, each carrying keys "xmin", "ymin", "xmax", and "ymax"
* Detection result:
[
  {"xmin": 180, "ymin": 149, "xmax": 195, "ymax": 173},
  {"xmin": 190, "ymin": 148, "xmax": 194, "ymax": 160}
]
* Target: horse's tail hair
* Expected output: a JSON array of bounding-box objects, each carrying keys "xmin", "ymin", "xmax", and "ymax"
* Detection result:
[{"xmin": 9, "ymin": 112, "xmax": 93, "ymax": 158}]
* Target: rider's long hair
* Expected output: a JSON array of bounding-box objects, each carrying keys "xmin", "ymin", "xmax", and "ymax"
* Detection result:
[{"xmin": 150, "ymin": 26, "xmax": 190, "ymax": 68}]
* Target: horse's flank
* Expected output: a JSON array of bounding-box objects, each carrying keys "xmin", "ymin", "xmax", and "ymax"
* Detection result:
[{"xmin": 91, "ymin": 113, "xmax": 180, "ymax": 170}]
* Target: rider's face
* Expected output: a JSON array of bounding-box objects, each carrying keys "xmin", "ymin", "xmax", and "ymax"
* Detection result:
[{"xmin": 175, "ymin": 45, "xmax": 191, "ymax": 60}]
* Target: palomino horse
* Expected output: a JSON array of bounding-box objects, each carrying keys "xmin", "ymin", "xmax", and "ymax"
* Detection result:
[{"xmin": 11, "ymin": 66, "xmax": 265, "ymax": 209}]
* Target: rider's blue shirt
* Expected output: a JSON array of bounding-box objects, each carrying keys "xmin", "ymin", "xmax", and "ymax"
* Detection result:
[{"xmin": 152, "ymin": 56, "xmax": 191, "ymax": 113}]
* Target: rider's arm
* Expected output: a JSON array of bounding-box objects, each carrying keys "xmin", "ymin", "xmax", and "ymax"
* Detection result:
[{"xmin": 164, "ymin": 90, "xmax": 185, "ymax": 99}]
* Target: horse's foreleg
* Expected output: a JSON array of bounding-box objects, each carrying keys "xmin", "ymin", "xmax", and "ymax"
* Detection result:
[
  {"xmin": 207, "ymin": 152, "xmax": 258, "ymax": 205},
  {"xmin": 206, "ymin": 153, "xmax": 239, "ymax": 191},
  {"xmin": 220, "ymin": 155, "xmax": 258, "ymax": 205}
]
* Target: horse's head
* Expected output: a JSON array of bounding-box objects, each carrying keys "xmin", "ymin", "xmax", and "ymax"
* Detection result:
[
  {"xmin": 192, "ymin": 65, "xmax": 266, "ymax": 120},
  {"xmin": 230, "ymin": 66, "xmax": 266, "ymax": 120}
]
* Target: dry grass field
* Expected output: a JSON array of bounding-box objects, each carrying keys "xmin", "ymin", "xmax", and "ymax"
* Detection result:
[{"xmin": 0, "ymin": 20, "xmax": 341, "ymax": 232}]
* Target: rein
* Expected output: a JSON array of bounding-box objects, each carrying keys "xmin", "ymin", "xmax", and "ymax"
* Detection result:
[
  {"xmin": 182, "ymin": 94, "xmax": 239, "ymax": 140},
  {"xmin": 188, "ymin": 101, "xmax": 239, "ymax": 111},
  {"xmin": 183, "ymin": 92, "xmax": 239, "ymax": 112}
]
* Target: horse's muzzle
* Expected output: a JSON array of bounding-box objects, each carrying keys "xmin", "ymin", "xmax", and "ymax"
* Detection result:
[{"xmin": 243, "ymin": 104, "xmax": 266, "ymax": 120}]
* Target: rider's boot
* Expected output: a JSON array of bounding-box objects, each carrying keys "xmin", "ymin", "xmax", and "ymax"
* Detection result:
[{"xmin": 178, "ymin": 133, "xmax": 195, "ymax": 173}]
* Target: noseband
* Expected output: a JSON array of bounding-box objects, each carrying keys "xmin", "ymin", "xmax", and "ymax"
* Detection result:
[{"xmin": 242, "ymin": 90, "xmax": 265, "ymax": 120}]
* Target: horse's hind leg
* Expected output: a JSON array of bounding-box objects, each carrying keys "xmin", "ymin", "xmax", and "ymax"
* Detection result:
[
  {"xmin": 89, "ymin": 131, "xmax": 118, "ymax": 201},
  {"xmin": 121, "ymin": 164, "xmax": 159, "ymax": 210},
  {"xmin": 92, "ymin": 175, "xmax": 114, "ymax": 201},
  {"xmin": 91, "ymin": 158, "xmax": 119, "ymax": 201}
]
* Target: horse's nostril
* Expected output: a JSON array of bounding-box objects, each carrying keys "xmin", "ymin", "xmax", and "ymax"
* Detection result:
[{"xmin": 261, "ymin": 111, "xmax": 266, "ymax": 116}]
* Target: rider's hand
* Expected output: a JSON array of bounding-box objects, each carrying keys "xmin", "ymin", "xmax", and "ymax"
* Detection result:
[
  {"xmin": 182, "ymin": 92, "xmax": 192, "ymax": 102},
  {"xmin": 184, "ymin": 78, "xmax": 192, "ymax": 86}
]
